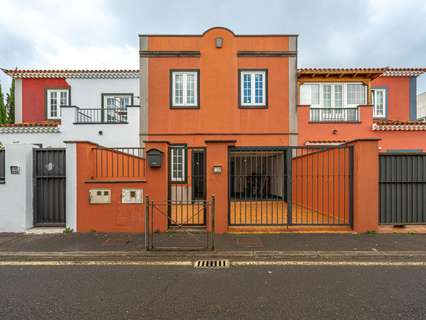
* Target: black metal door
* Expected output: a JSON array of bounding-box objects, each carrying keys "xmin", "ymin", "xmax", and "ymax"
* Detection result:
[
  {"xmin": 192, "ymin": 149, "xmax": 205, "ymax": 200},
  {"xmin": 379, "ymin": 153, "xmax": 426, "ymax": 224},
  {"xmin": 33, "ymin": 148, "xmax": 66, "ymax": 226}
]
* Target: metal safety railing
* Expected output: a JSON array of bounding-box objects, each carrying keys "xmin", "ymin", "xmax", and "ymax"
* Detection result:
[
  {"xmin": 310, "ymin": 108, "xmax": 359, "ymax": 122},
  {"xmin": 75, "ymin": 108, "xmax": 128, "ymax": 124},
  {"xmin": 145, "ymin": 195, "xmax": 215, "ymax": 251},
  {"xmin": 92, "ymin": 147, "xmax": 145, "ymax": 178}
]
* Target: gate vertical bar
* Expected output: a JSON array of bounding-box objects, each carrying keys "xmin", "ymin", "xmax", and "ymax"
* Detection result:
[
  {"xmin": 348, "ymin": 146, "xmax": 354, "ymax": 227},
  {"xmin": 145, "ymin": 195, "xmax": 149, "ymax": 250},
  {"xmin": 286, "ymin": 149, "xmax": 292, "ymax": 225}
]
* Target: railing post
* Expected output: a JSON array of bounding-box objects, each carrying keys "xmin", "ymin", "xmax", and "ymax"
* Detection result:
[
  {"xmin": 211, "ymin": 195, "xmax": 215, "ymax": 251},
  {"xmin": 144, "ymin": 195, "xmax": 150, "ymax": 251}
]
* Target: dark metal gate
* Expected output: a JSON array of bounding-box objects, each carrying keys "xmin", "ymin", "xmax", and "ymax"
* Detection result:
[
  {"xmin": 229, "ymin": 145, "xmax": 353, "ymax": 226},
  {"xmin": 33, "ymin": 148, "xmax": 66, "ymax": 226},
  {"xmin": 0, "ymin": 149, "xmax": 5, "ymax": 184},
  {"xmin": 379, "ymin": 153, "xmax": 426, "ymax": 224}
]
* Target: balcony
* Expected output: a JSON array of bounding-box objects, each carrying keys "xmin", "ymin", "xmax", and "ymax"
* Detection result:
[
  {"xmin": 309, "ymin": 108, "xmax": 359, "ymax": 122},
  {"xmin": 75, "ymin": 108, "xmax": 128, "ymax": 124}
]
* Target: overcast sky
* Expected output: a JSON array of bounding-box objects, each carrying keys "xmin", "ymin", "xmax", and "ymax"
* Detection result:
[{"xmin": 0, "ymin": 0, "xmax": 425, "ymax": 93}]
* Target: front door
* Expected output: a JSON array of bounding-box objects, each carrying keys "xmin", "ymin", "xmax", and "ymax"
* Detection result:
[
  {"xmin": 33, "ymin": 148, "xmax": 66, "ymax": 226},
  {"xmin": 168, "ymin": 146, "xmax": 206, "ymax": 226}
]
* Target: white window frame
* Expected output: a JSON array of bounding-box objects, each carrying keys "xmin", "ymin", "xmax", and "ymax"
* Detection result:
[
  {"xmin": 240, "ymin": 70, "xmax": 267, "ymax": 107},
  {"xmin": 103, "ymin": 94, "xmax": 132, "ymax": 109},
  {"xmin": 47, "ymin": 89, "xmax": 69, "ymax": 119},
  {"xmin": 171, "ymin": 71, "xmax": 198, "ymax": 107},
  {"xmin": 300, "ymin": 83, "xmax": 366, "ymax": 109},
  {"xmin": 102, "ymin": 94, "xmax": 132, "ymax": 122},
  {"xmin": 170, "ymin": 146, "xmax": 186, "ymax": 182},
  {"xmin": 372, "ymin": 88, "xmax": 387, "ymax": 118}
]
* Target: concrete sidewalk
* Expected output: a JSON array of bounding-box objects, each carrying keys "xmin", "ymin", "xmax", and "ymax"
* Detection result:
[{"xmin": 0, "ymin": 232, "xmax": 426, "ymax": 262}]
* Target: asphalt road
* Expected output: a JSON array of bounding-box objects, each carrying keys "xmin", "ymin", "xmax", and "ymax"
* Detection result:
[{"xmin": 0, "ymin": 265, "xmax": 425, "ymax": 320}]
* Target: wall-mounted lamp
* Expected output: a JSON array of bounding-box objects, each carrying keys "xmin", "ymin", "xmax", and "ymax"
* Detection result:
[{"xmin": 215, "ymin": 37, "xmax": 223, "ymax": 48}]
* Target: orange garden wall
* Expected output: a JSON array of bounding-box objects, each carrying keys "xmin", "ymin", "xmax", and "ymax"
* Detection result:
[{"xmin": 74, "ymin": 142, "xmax": 168, "ymax": 233}]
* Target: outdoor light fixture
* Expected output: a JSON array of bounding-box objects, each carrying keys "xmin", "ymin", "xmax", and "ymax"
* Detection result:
[{"xmin": 215, "ymin": 37, "xmax": 223, "ymax": 48}]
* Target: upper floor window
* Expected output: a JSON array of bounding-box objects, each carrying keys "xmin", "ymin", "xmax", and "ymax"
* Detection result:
[
  {"xmin": 240, "ymin": 70, "xmax": 267, "ymax": 107},
  {"xmin": 171, "ymin": 70, "xmax": 199, "ymax": 108},
  {"xmin": 47, "ymin": 89, "xmax": 69, "ymax": 119},
  {"xmin": 372, "ymin": 88, "xmax": 386, "ymax": 118},
  {"xmin": 102, "ymin": 94, "xmax": 133, "ymax": 122},
  {"xmin": 300, "ymin": 83, "xmax": 366, "ymax": 108}
]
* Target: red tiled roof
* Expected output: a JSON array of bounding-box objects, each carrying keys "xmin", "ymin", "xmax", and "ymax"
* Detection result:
[
  {"xmin": 298, "ymin": 67, "xmax": 388, "ymax": 73},
  {"xmin": 305, "ymin": 140, "xmax": 347, "ymax": 145},
  {"xmin": 382, "ymin": 68, "xmax": 426, "ymax": 77},
  {"xmin": 298, "ymin": 67, "xmax": 426, "ymax": 77},
  {"xmin": 0, "ymin": 120, "xmax": 60, "ymax": 127},
  {"xmin": 2, "ymin": 69, "xmax": 139, "ymax": 79},
  {"xmin": 372, "ymin": 120, "xmax": 426, "ymax": 131}
]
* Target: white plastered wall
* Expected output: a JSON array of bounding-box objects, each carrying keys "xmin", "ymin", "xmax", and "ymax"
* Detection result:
[
  {"xmin": 67, "ymin": 78, "xmax": 139, "ymax": 108},
  {"xmin": 0, "ymin": 106, "xmax": 140, "ymax": 148},
  {"xmin": 0, "ymin": 143, "xmax": 34, "ymax": 232}
]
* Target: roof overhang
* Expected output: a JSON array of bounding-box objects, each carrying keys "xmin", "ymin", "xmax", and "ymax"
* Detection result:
[
  {"xmin": 298, "ymin": 68, "xmax": 387, "ymax": 81},
  {"xmin": 1, "ymin": 69, "xmax": 140, "ymax": 79}
]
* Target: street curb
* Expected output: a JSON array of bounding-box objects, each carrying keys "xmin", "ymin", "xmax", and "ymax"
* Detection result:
[{"xmin": 1, "ymin": 250, "xmax": 426, "ymax": 262}]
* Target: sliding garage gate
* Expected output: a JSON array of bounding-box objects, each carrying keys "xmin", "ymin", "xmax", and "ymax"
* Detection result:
[
  {"xmin": 379, "ymin": 153, "xmax": 426, "ymax": 224},
  {"xmin": 229, "ymin": 146, "xmax": 353, "ymax": 226}
]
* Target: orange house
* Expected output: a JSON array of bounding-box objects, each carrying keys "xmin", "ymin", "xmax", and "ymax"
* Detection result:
[
  {"xmin": 297, "ymin": 67, "xmax": 426, "ymax": 151},
  {"xmin": 138, "ymin": 27, "xmax": 378, "ymax": 234}
]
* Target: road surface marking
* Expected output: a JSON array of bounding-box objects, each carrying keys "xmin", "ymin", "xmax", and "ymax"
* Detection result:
[{"xmin": 0, "ymin": 260, "xmax": 425, "ymax": 267}]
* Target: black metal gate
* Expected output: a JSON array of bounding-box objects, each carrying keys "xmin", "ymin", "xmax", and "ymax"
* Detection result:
[
  {"xmin": 33, "ymin": 148, "xmax": 66, "ymax": 226},
  {"xmin": 168, "ymin": 145, "xmax": 206, "ymax": 226},
  {"xmin": 229, "ymin": 146, "xmax": 353, "ymax": 226},
  {"xmin": 379, "ymin": 153, "xmax": 426, "ymax": 224}
]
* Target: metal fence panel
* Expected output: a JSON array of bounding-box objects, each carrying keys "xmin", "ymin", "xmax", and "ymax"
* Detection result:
[
  {"xmin": 228, "ymin": 145, "xmax": 353, "ymax": 227},
  {"xmin": 0, "ymin": 149, "xmax": 5, "ymax": 183},
  {"xmin": 379, "ymin": 153, "xmax": 426, "ymax": 224}
]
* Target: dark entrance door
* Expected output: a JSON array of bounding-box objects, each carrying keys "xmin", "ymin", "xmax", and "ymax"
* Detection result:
[
  {"xmin": 192, "ymin": 149, "xmax": 205, "ymax": 200},
  {"xmin": 33, "ymin": 148, "xmax": 66, "ymax": 226}
]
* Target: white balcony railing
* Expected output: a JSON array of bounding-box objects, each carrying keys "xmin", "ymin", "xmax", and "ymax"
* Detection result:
[{"xmin": 309, "ymin": 108, "xmax": 359, "ymax": 122}]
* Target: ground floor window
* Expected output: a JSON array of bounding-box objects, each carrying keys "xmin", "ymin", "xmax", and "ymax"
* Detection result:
[{"xmin": 170, "ymin": 145, "xmax": 186, "ymax": 182}]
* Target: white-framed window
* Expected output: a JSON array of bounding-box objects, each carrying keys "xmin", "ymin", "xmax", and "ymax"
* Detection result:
[
  {"xmin": 103, "ymin": 94, "xmax": 132, "ymax": 122},
  {"xmin": 372, "ymin": 88, "xmax": 386, "ymax": 118},
  {"xmin": 300, "ymin": 83, "xmax": 366, "ymax": 108},
  {"xmin": 240, "ymin": 70, "xmax": 267, "ymax": 107},
  {"xmin": 171, "ymin": 71, "xmax": 198, "ymax": 107},
  {"xmin": 171, "ymin": 146, "xmax": 186, "ymax": 182},
  {"xmin": 47, "ymin": 89, "xmax": 69, "ymax": 119}
]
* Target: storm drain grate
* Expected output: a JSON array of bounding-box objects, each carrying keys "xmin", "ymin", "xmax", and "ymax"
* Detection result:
[{"xmin": 194, "ymin": 259, "xmax": 230, "ymax": 269}]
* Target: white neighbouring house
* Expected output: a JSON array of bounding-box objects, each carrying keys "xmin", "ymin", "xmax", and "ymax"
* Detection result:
[
  {"xmin": 0, "ymin": 69, "xmax": 141, "ymax": 148},
  {"xmin": 0, "ymin": 69, "xmax": 142, "ymax": 232}
]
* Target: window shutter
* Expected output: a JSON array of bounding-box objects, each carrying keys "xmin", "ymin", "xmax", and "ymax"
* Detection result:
[{"xmin": 300, "ymin": 84, "xmax": 311, "ymax": 105}]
